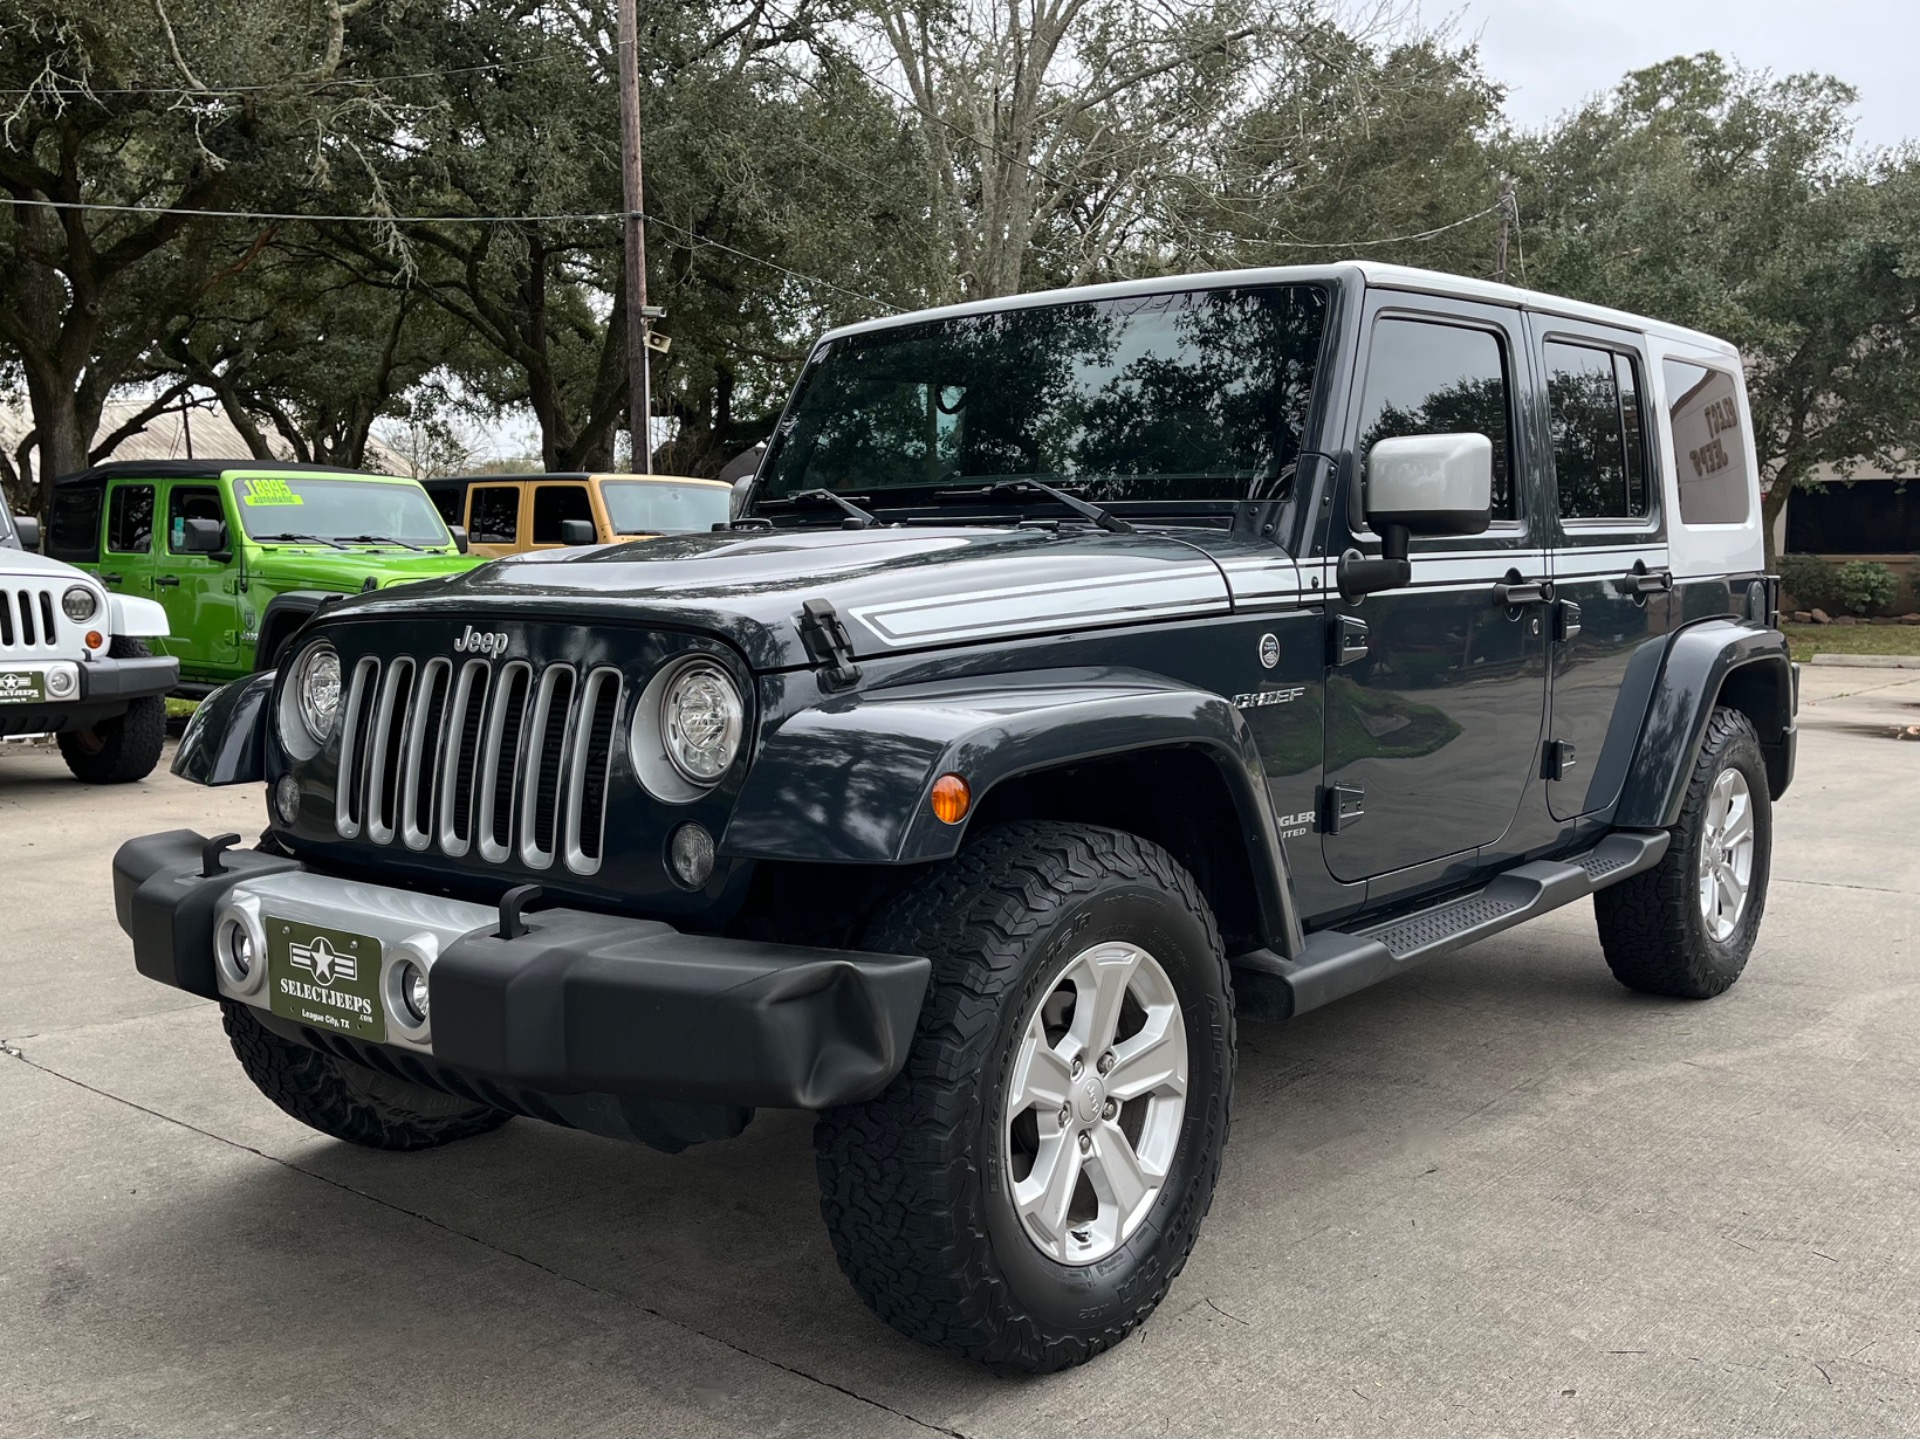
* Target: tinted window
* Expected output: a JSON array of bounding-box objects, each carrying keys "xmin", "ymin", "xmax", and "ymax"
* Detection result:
[
  {"xmin": 469, "ymin": 486, "xmax": 519, "ymax": 544},
  {"xmin": 167, "ymin": 486, "xmax": 225, "ymax": 553},
  {"xmin": 532, "ymin": 484, "xmax": 593, "ymax": 543},
  {"xmin": 48, "ymin": 486, "xmax": 102, "ymax": 562},
  {"xmin": 108, "ymin": 485, "xmax": 156, "ymax": 552},
  {"xmin": 761, "ymin": 284, "xmax": 1328, "ymax": 504},
  {"xmin": 1545, "ymin": 342, "xmax": 1650, "ymax": 521},
  {"xmin": 1664, "ymin": 359, "xmax": 1751, "ymax": 525},
  {"xmin": 600, "ymin": 481, "xmax": 731, "ymax": 534},
  {"xmin": 427, "ymin": 485, "xmax": 464, "ymax": 525},
  {"xmin": 1357, "ymin": 319, "xmax": 1513, "ymax": 520}
]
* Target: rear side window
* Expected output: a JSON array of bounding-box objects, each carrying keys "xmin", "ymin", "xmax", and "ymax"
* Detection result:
[
  {"xmin": 469, "ymin": 486, "xmax": 520, "ymax": 544},
  {"xmin": 47, "ymin": 487, "xmax": 103, "ymax": 562},
  {"xmin": 1545, "ymin": 342, "xmax": 1650, "ymax": 521},
  {"xmin": 1664, "ymin": 359, "xmax": 1751, "ymax": 525},
  {"xmin": 1356, "ymin": 318, "xmax": 1514, "ymax": 520},
  {"xmin": 427, "ymin": 486, "xmax": 464, "ymax": 525},
  {"xmin": 108, "ymin": 485, "xmax": 156, "ymax": 552},
  {"xmin": 532, "ymin": 484, "xmax": 593, "ymax": 543}
]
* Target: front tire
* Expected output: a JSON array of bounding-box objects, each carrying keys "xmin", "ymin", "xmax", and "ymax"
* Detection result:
[
  {"xmin": 222, "ymin": 1001, "xmax": 511, "ymax": 1151},
  {"xmin": 814, "ymin": 822, "xmax": 1233, "ymax": 1371},
  {"xmin": 1595, "ymin": 706, "xmax": 1772, "ymax": 998},
  {"xmin": 58, "ymin": 638, "xmax": 165, "ymax": 784}
]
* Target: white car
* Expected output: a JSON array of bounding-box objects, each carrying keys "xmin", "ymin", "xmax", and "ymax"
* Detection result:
[{"xmin": 1, "ymin": 492, "xmax": 178, "ymax": 782}]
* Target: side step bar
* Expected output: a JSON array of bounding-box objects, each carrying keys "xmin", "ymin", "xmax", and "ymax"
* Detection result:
[{"xmin": 1233, "ymin": 830, "xmax": 1670, "ymax": 1020}]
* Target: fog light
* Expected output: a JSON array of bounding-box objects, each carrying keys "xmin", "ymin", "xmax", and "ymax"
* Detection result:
[
  {"xmin": 398, "ymin": 960, "xmax": 429, "ymax": 1024},
  {"xmin": 668, "ymin": 823, "xmax": 716, "ymax": 888},
  {"xmin": 222, "ymin": 919, "xmax": 253, "ymax": 978},
  {"xmin": 45, "ymin": 666, "xmax": 76, "ymax": 698},
  {"xmin": 274, "ymin": 773, "xmax": 301, "ymax": 825}
]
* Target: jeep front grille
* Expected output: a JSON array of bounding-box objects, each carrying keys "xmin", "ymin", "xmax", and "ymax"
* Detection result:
[
  {"xmin": 334, "ymin": 656, "xmax": 622, "ymax": 875},
  {"xmin": 0, "ymin": 586, "xmax": 59, "ymax": 652}
]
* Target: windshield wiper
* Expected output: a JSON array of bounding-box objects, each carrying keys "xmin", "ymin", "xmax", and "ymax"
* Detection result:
[
  {"xmin": 257, "ymin": 532, "xmax": 347, "ymax": 549},
  {"xmin": 932, "ymin": 479, "xmax": 1133, "ymax": 534},
  {"xmin": 340, "ymin": 534, "xmax": 427, "ymax": 551},
  {"xmin": 759, "ymin": 488, "xmax": 878, "ymax": 529}
]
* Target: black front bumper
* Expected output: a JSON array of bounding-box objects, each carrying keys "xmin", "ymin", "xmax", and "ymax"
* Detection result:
[
  {"xmin": 0, "ymin": 654, "xmax": 178, "ymax": 736},
  {"xmin": 113, "ymin": 830, "xmax": 931, "ymax": 1113}
]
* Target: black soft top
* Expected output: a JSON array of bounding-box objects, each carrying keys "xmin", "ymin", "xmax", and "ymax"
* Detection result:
[{"xmin": 54, "ymin": 458, "xmax": 374, "ymax": 490}]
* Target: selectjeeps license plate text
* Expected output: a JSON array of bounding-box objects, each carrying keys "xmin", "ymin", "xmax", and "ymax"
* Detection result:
[{"xmin": 267, "ymin": 920, "xmax": 386, "ymax": 1043}]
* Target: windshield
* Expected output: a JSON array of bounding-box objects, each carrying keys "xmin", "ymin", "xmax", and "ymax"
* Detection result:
[
  {"xmin": 759, "ymin": 284, "xmax": 1327, "ymax": 507},
  {"xmin": 600, "ymin": 480, "xmax": 732, "ymax": 534},
  {"xmin": 232, "ymin": 475, "xmax": 451, "ymax": 546}
]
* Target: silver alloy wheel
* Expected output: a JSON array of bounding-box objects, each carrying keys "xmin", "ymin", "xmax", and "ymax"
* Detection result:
[
  {"xmin": 1698, "ymin": 767, "xmax": 1756, "ymax": 941},
  {"xmin": 1002, "ymin": 940, "xmax": 1189, "ymax": 1266}
]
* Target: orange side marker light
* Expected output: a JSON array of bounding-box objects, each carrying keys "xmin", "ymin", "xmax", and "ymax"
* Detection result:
[{"xmin": 930, "ymin": 773, "xmax": 971, "ymax": 825}]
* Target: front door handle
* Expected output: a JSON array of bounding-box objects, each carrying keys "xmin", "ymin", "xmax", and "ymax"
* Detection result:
[
  {"xmin": 1612, "ymin": 562, "xmax": 1674, "ymax": 596},
  {"xmin": 1493, "ymin": 569, "xmax": 1553, "ymax": 607},
  {"xmin": 153, "ymin": 575, "xmax": 180, "ymax": 588}
]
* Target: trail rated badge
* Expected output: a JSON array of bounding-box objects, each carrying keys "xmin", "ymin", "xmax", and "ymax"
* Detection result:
[{"xmin": 268, "ymin": 920, "xmax": 385, "ymax": 1041}]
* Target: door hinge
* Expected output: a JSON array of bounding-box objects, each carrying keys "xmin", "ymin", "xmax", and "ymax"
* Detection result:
[
  {"xmin": 1542, "ymin": 740, "xmax": 1578, "ymax": 780},
  {"xmin": 1554, "ymin": 599, "xmax": 1582, "ymax": 642},
  {"xmin": 1329, "ymin": 614, "xmax": 1370, "ymax": 667},
  {"xmin": 798, "ymin": 598, "xmax": 863, "ymax": 692},
  {"xmin": 1320, "ymin": 782, "xmax": 1365, "ymax": 833}
]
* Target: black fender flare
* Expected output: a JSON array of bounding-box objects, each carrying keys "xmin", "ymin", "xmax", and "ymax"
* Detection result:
[
  {"xmin": 172, "ymin": 670, "xmax": 274, "ymax": 786},
  {"xmin": 254, "ymin": 590, "xmax": 342, "ymax": 671},
  {"xmin": 1611, "ymin": 619, "xmax": 1795, "ymax": 829},
  {"xmin": 721, "ymin": 666, "xmax": 1305, "ymax": 957}
]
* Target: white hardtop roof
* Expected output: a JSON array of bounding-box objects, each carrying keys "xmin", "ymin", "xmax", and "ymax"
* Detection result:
[{"xmin": 821, "ymin": 260, "xmax": 1736, "ymax": 357}]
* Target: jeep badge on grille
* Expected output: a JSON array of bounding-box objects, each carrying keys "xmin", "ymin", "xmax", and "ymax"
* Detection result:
[{"xmin": 453, "ymin": 626, "xmax": 510, "ymax": 659}]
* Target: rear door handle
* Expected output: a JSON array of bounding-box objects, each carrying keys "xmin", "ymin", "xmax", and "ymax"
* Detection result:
[
  {"xmin": 1612, "ymin": 563, "xmax": 1674, "ymax": 596},
  {"xmin": 100, "ymin": 572, "xmax": 123, "ymax": 585},
  {"xmin": 153, "ymin": 575, "xmax": 180, "ymax": 588},
  {"xmin": 1493, "ymin": 569, "xmax": 1553, "ymax": 607}
]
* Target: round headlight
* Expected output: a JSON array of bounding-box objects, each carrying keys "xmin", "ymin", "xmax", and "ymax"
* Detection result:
[
  {"xmin": 660, "ymin": 661, "xmax": 743, "ymax": 784},
  {"xmin": 62, "ymin": 586, "xmax": 100, "ymax": 623},
  {"xmin": 294, "ymin": 645, "xmax": 342, "ymax": 744}
]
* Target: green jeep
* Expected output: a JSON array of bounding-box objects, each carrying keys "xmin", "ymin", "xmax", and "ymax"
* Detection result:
[{"xmin": 46, "ymin": 461, "xmax": 482, "ymax": 689}]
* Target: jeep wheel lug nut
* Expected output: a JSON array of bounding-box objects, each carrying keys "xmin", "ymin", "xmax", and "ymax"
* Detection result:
[
  {"xmin": 1097, "ymin": 1051, "xmax": 1115, "ymax": 1075},
  {"xmin": 1070, "ymin": 1056, "xmax": 1083, "ymax": 1079},
  {"xmin": 1078, "ymin": 1132, "xmax": 1092, "ymax": 1154},
  {"xmin": 1058, "ymin": 1104, "xmax": 1071, "ymax": 1128},
  {"xmin": 1101, "ymin": 1098, "xmax": 1118, "ymax": 1121}
]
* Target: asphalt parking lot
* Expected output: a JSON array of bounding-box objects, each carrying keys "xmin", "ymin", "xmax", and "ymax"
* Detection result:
[{"xmin": 3, "ymin": 667, "xmax": 1917, "ymax": 1438}]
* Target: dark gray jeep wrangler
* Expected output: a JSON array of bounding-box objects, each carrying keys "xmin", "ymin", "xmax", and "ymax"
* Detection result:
[{"xmin": 117, "ymin": 262, "xmax": 1795, "ymax": 1371}]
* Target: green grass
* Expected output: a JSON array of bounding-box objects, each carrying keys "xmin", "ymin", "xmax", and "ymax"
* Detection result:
[
  {"xmin": 1782, "ymin": 622, "xmax": 1920, "ymax": 660},
  {"xmin": 165, "ymin": 697, "xmax": 199, "ymax": 719}
]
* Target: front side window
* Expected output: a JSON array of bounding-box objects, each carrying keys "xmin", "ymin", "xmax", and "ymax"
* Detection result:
[
  {"xmin": 531, "ymin": 484, "xmax": 595, "ymax": 543},
  {"xmin": 167, "ymin": 486, "xmax": 226, "ymax": 553},
  {"xmin": 1356, "ymin": 318, "xmax": 1514, "ymax": 520},
  {"xmin": 1664, "ymin": 359, "xmax": 1752, "ymax": 525},
  {"xmin": 108, "ymin": 485, "xmax": 156, "ymax": 552},
  {"xmin": 1545, "ymin": 342, "xmax": 1650, "ymax": 521},
  {"xmin": 469, "ymin": 486, "xmax": 520, "ymax": 544},
  {"xmin": 230, "ymin": 475, "xmax": 451, "ymax": 546},
  {"xmin": 600, "ymin": 480, "xmax": 732, "ymax": 534},
  {"xmin": 760, "ymin": 284, "xmax": 1329, "ymax": 505}
]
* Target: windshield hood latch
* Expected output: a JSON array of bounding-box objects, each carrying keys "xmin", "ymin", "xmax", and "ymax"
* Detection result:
[{"xmin": 798, "ymin": 598, "xmax": 863, "ymax": 693}]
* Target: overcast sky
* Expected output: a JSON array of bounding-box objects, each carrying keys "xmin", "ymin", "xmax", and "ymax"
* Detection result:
[{"xmin": 1456, "ymin": 0, "xmax": 1919, "ymax": 152}]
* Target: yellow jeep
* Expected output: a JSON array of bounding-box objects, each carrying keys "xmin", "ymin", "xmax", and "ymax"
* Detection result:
[{"xmin": 424, "ymin": 472, "xmax": 733, "ymax": 558}]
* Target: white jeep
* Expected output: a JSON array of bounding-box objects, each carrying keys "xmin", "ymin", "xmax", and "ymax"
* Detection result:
[{"xmin": 0, "ymin": 491, "xmax": 178, "ymax": 782}]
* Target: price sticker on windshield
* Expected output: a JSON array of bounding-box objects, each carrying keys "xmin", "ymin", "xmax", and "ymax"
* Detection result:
[{"xmin": 241, "ymin": 477, "xmax": 304, "ymax": 507}]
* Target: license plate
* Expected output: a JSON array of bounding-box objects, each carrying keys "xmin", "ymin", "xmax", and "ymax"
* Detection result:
[
  {"xmin": 0, "ymin": 670, "xmax": 46, "ymax": 705},
  {"xmin": 267, "ymin": 919, "xmax": 386, "ymax": 1042}
]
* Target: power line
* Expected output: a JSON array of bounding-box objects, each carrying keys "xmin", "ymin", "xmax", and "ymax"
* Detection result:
[{"xmin": 0, "ymin": 194, "xmax": 904, "ymax": 313}]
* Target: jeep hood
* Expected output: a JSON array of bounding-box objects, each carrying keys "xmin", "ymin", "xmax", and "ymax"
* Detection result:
[
  {"xmin": 317, "ymin": 526, "xmax": 1292, "ymax": 671},
  {"xmin": 249, "ymin": 547, "xmax": 480, "ymax": 591}
]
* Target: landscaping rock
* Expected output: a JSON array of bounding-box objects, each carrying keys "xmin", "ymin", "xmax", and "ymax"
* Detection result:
[
  {"xmin": 1810, "ymin": 608, "xmax": 1831, "ymax": 624},
  {"xmin": 1793, "ymin": 610, "xmax": 1813, "ymax": 623},
  {"xmin": 1903, "ymin": 614, "xmax": 1920, "ymax": 625},
  {"xmin": 1834, "ymin": 615, "xmax": 1858, "ymax": 625}
]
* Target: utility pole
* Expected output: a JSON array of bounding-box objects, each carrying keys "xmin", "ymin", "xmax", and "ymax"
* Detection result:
[
  {"xmin": 1494, "ymin": 175, "xmax": 1514, "ymax": 287},
  {"xmin": 617, "ymin": 0, "xmax": 652, "ymax": 473}
]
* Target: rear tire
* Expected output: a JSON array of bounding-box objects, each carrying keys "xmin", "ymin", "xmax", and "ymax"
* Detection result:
[
  {"xmin": 814, "ymin": 821, "xmax": 1233, "ymax": 1372},
  {"xmin": 1595, "ymin": 706, "xmax": 1771, "ymax": 998},
  {"xmin": 222, "ymin": 1001, "xmax": 511, "ymax": 1151},
  {"xmin": 58, "ymin": 637, "xmax": 166, "ymax": 784}
]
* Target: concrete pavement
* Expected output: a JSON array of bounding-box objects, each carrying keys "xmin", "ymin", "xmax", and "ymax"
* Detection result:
[{"xmin": 2, "ymin": 671, "xmax": 1916, "ymax": 1436}]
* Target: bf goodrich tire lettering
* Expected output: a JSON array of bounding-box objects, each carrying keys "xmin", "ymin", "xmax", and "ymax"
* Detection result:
[{"xmin": 814, "ymin": 821, "xmax": 1234, "ymax": 1372}]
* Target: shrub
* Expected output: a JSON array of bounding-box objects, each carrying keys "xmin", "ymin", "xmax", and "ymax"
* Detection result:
[
  {"xmin": 1833, "ymin": 560, "xmax": 1898, "ymax": 616},
  {"xmin": 1777, "ymin": 554, "xmax": 1839, "ymax": 611}
]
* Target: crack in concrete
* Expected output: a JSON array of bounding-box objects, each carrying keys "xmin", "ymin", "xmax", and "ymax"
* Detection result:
[{"xmin": 4, "ymin": 1044, "xmax": 971, "ymax": 1439}]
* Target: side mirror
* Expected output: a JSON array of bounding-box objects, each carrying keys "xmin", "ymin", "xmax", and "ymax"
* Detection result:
[
  {"xmin": 14, "ymin": 515, "xmax": 40, "ymax": 552},
  {"xmin": 449, "ymin": 524, "xmax": 470, "ymax": 554},
  {"xmin": 179, "ymin": 517, "xmax": 227, "ymax": 554},
  {"xmin": 1341, "ymin": 433, "xmax": 1494, "ymax": 599},
  {"xmin": 557, "ymin": 518, "xmax": 597, "ymax": 546}
]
